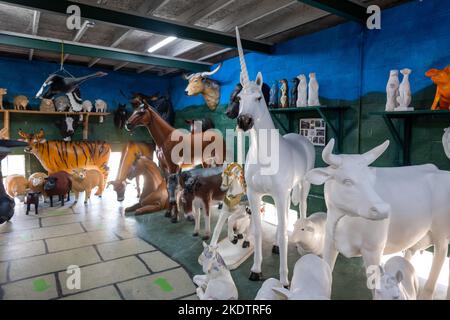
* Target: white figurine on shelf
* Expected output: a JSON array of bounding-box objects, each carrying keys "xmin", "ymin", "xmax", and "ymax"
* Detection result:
[
  {"xmin": 95, "ymin": 99, "xmax": 107, "ymax": 123},
  {"xmin": 194, "ymin": 242, "xmax": 238, "ymax": 300},
  {"xmin": 291, "ymin": 212, "xmax": 327, "ymax": 256},
  {"xmin": 296, "ymin": 74, "xmax": 308, "ymax": 108},
  {"xmin": 82, "ymin": 100, "xmax": 93, "ymax": 113},
  {"xmin": 308, "ymin": 73, "xmax": 320, "ymax": 106},
  {"xmin": 396, "ymin": 68, "xmax": 413, "ymax": 111},
  {"xmin": 374, "ymin": 256, "xmax": 419, "ymax": 300},
  {"xmin": 272, "ymin": 254, "xmax": 332, "ymax": 300},
  {"xmin": 386, "ymin": 70, "xmax": 400, "ymax": 111},
  {"xmin": 442, "ymin": 127, "xmax": 450, "ymax": 159}
]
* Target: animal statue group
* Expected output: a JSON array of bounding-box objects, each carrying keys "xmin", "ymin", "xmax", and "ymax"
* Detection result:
[
  {"xmin": 426, "ymin": 66, "xmax": 450, "ymax": 110},
  {"xmin": 0, "ymin": 140, "xmax": 29, "ymax": 224},
  {"xmin": 125, "ymin": 154, "xmax": 168, "ymax": 215},
  {"xmin": 234, "ymin": 27, "xmax": 316, "ymax": 286},
  {"xmin": 125, "ymin": 99, "xmax": 226, "ymax": 222},
  {"xmin": 306, "ymin": 138, "xmax": 450, "ymax": 299},
  {"xmin": 0, "ymin": 88, "xmax": 7, "ymax": 109},
  {"xmin": 18, "ymin": 129, "xmax": 111, "ymax": 187},
  {"xmin": 194, "ymin": 242, "xmax": 238, "ymax": 300},
  {"xmin": 183, "ymin": 64, "xmax": 222, "ymax": 111},
  {"xmin": 108, "ymin": 141, "xmax": 154, "ymax": 202}
]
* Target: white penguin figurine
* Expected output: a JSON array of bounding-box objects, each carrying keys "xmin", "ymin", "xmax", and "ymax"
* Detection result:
[
  {"xmin": 308, "ymin": 73, "xmax": 320, "ymax": 107},
  {"xmin": 296, "ymin": 74, "xmax": 308, "ymax": 108},
  {"xmin": 396, "ymin": 68, "xmax": 412, "ymax": 110},
  {"xmin": 386, "ymin": 70, "xmax": 400, "ymax": 111}
]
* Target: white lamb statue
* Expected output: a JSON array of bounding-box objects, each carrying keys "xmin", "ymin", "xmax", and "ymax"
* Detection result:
[{"xmin": 291, "ymin": 212, "xmax": 327, "ymax": 256}]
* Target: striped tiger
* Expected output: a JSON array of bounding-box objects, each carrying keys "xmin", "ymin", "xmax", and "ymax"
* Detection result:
[{"xmin": 18, "ymin": 129, "xmax": 111, "ymax": 194}]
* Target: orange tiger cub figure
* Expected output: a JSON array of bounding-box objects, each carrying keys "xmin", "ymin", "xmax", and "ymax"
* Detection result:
[{"xmin": 18, "ymin": 129, "xmax": 111, "ymax": 195}]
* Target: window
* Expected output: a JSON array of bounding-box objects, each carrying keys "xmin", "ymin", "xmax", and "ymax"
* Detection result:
[
  {"xmin": 107, "ymin": 152, "xmax": 122, "ymax": 181},
  {"xmin": 1, "ymin": 155, "xmax": 26, "ymax": 177}
]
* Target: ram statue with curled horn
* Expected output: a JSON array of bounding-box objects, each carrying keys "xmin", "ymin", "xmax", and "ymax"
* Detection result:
[{"xmin": 183, "ymin": 64, "xmax": 222, "ymax": 111}]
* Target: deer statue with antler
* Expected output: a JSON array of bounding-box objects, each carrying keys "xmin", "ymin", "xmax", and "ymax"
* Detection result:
[{"xmin": 183, "ymin": 64, "xmax": 222, "ymax": 111}]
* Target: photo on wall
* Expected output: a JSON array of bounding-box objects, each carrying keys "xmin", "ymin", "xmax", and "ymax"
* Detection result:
[{"xmin": 299, "ymin": 118, "xmax": 326, "ymax": 146}]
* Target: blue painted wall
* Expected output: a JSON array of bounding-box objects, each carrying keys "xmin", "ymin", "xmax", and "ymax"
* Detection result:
[{"xmin": 0, "ymin": 56, "xmax": 170, "ymax": 111}]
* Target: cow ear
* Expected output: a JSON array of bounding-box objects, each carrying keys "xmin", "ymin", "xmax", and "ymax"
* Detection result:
[
  {"xmin": 425, "ymin": 69, "xmax": 439, "ymax": 77},
  {"xmin": 256, "ymin": 72, "xmax": 264, "ymax": 90},
  {"xmin": 395, "ymin": 271, "xmax": 403, "ymax": 284},
  {"xmin": 272, "ymin": 287, "xmax": 291, "ymax": 300},
  {"xmin": 305, "ymin": 168, "xmax": 333, "ymax": 185}
]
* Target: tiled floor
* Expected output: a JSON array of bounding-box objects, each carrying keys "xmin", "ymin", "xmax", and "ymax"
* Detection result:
[{"xmin": 0, "ymin": 193, "xmax": 197, "ymax": 300}]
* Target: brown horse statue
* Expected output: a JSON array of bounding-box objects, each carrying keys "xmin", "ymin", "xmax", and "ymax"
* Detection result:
[
  {"xmin": 125, "ymin": 100, "xmax": 226, "ymax": 222},
  {"xmin": 107, "ymin": 141, "xmax": 154, "ymax": 202},
  {"xmin": 125, "ymin": 154, "xmax": 168, "ymax": 215}
]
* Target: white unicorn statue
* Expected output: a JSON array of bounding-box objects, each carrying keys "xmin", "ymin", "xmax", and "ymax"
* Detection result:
[
  {"xmin": 194, "ymin": 242, "xmax": 238, "ymax": 300},
  {"xmin": 234, "ymin": 27, "xmax": 316, "ymax": 286}
]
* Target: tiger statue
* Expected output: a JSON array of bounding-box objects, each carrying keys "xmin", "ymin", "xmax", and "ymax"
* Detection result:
[{"xmin": 18, "ymin": 129, "xmax": 111, "ymax": 195}]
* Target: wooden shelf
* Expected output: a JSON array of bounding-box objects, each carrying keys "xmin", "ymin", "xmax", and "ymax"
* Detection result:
[
  {"xmin": 0, "ymin": 109, "xmax": 110, "ymax": 140},
  {"xmin": 369, "ymin": 108, "xmax": 449, "ymax": 166},
  {"xmin": 269, "ymin": 105, "xmax": 350, "ymax": 152}
]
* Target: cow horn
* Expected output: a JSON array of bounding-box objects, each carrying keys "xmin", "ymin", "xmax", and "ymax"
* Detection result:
[
  {"xmin": 235, "ymin": 27, "xmax": 249, "ymax": 87},
  {"xmin": 201, "ymin": 64, "xmax": 222, "ymax": 78},
  {"xmin": 362, "ymin": 140, "xmax": 390, "ymax": 166},
  {"xmin": 183, "ymin": 73, "xmax": 195, "ymax": 81},
  {"xmin": 322, "ymin": 139, "xmax": 342, "ymax": 167}
]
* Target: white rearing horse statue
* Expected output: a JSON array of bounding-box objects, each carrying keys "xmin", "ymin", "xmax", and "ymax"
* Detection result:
[{"xmin": 234, "ymin": 27, "xmax": 316, "ymax": 286}]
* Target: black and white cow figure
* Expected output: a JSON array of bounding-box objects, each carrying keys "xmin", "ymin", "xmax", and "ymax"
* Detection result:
[{"xmin": 55, "ymin": 116, "xmax": 79, "ymax": 142}]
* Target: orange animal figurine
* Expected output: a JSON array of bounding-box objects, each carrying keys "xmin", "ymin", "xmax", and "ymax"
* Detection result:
[{"xmin": 426, "ymin": 66, "xmax": 450, "ymax": 110}]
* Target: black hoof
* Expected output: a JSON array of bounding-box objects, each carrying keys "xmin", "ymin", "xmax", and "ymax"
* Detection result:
[
  {"xmin": 165, "ymin": 211, "xmax": 171, "ymax": 218},
  {"xmin": 237, "ymin": 234, "xmax": 244, "ymax": 240},
  {"xmin": 231, "ymin": 236, "xmax": 238, "ymax": 245},
  {"xmin": 249, "ymin": 272, "xmax": 263, "ymax": 282},
  {"xmin": 272, "ymin": 245, "xmax": 280, "ymax": 255},
  {"xmin": 242, "ymin": 241, "xmax": 250, "ymax": 248},
  {"xmin": 218, "ymin": 203, "xmax": 223, "ymax": 210},
  {"xmin": 193, "ymin": 233, "xmax": 199, "ymax": 237}
]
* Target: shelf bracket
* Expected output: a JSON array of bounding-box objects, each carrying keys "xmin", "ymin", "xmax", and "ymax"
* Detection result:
[{"xmin": 381, "ymin": 114, "xmax": 408, "ymax": 165}]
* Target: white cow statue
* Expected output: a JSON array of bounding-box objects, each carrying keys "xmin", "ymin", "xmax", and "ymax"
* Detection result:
[
  {"xmin": 194, "ymin": 242, "xmax": 238, "ymax": 300},
  {"xmin": 291, "ymin": 212, "xmax": 327, "ymax": 256},
  {"xmin": 374, "ymin": 256, "xmax": 419, "ymax": 300},
  {"xmin": 234, "ymin": 27, "xmax": 316, "ymax": 286},
  {"xmin": 296, "ymin": 74, "xmax": 308, "ymax": 108},
  {"xmin": 272, "ymin": 254, "xmax": 332, "ymax": 300},
  {"xmin": 306, "ymin": 138, "xmax": 450, "ymax": 300},
  {"xmin": 386, "ymin": 70, "xmax": 399, "ymax": 111},
  {"xmin": 255, "ymin": 278, "xmax": 284, "ymax": 300},
  {"xmin": 308, "ymin": 73, "xmax": 320, "ymax": 107}
]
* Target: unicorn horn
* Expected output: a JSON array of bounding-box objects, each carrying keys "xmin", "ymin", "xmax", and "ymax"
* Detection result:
[{"xmin": 235, "ymin": 27, "xmax": 249, "ymax": 87}]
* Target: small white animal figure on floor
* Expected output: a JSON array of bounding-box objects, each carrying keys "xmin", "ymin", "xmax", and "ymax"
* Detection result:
[
  {"xmin": 396, "ymin": 68, "xmax": 412, "ymax": 110},
  {"xmin": 194, "ymin": 242, "xmax": 238, "ymax": 300},
  {"xmin": 442, "ymin": 127, "xmax": 450, "ymax": 160},
  {"xmin": 291, "ymin": 212, "xmax": 327, "ymax": 256},
  {"xmin": 308, "ymin": 73, "xmax": 320, "ymax": 106},
  {"xmin": 95, "ymin": 99, "xmax": 107, "ymax": 123},
  {"xmin": 296, "ymin": 74, "xmax": 308, "ymax": 108},
  {"xmin": 272, "ymin": 254, "xmax": 332, "ymax": 300},
  {"xmin": 255, "ymin": 278, "xmax": 285, "ymax": 300},
  {"xmin": 374, "ymin": 256, "xmax": 419, "ymax": 300},
  {"xmin": 386, "ymin": 70, "xmax": 400, "ymax": 111}
]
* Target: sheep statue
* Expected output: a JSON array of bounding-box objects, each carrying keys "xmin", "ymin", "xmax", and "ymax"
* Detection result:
[{"xmin": 291, "ymin": 212, "xmax": 327, "ymax": 256}]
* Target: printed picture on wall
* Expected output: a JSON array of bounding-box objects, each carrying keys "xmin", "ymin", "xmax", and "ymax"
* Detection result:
[{"xmin": 299, "ymin": 118, "xmax": 326, "ymax": 146}]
